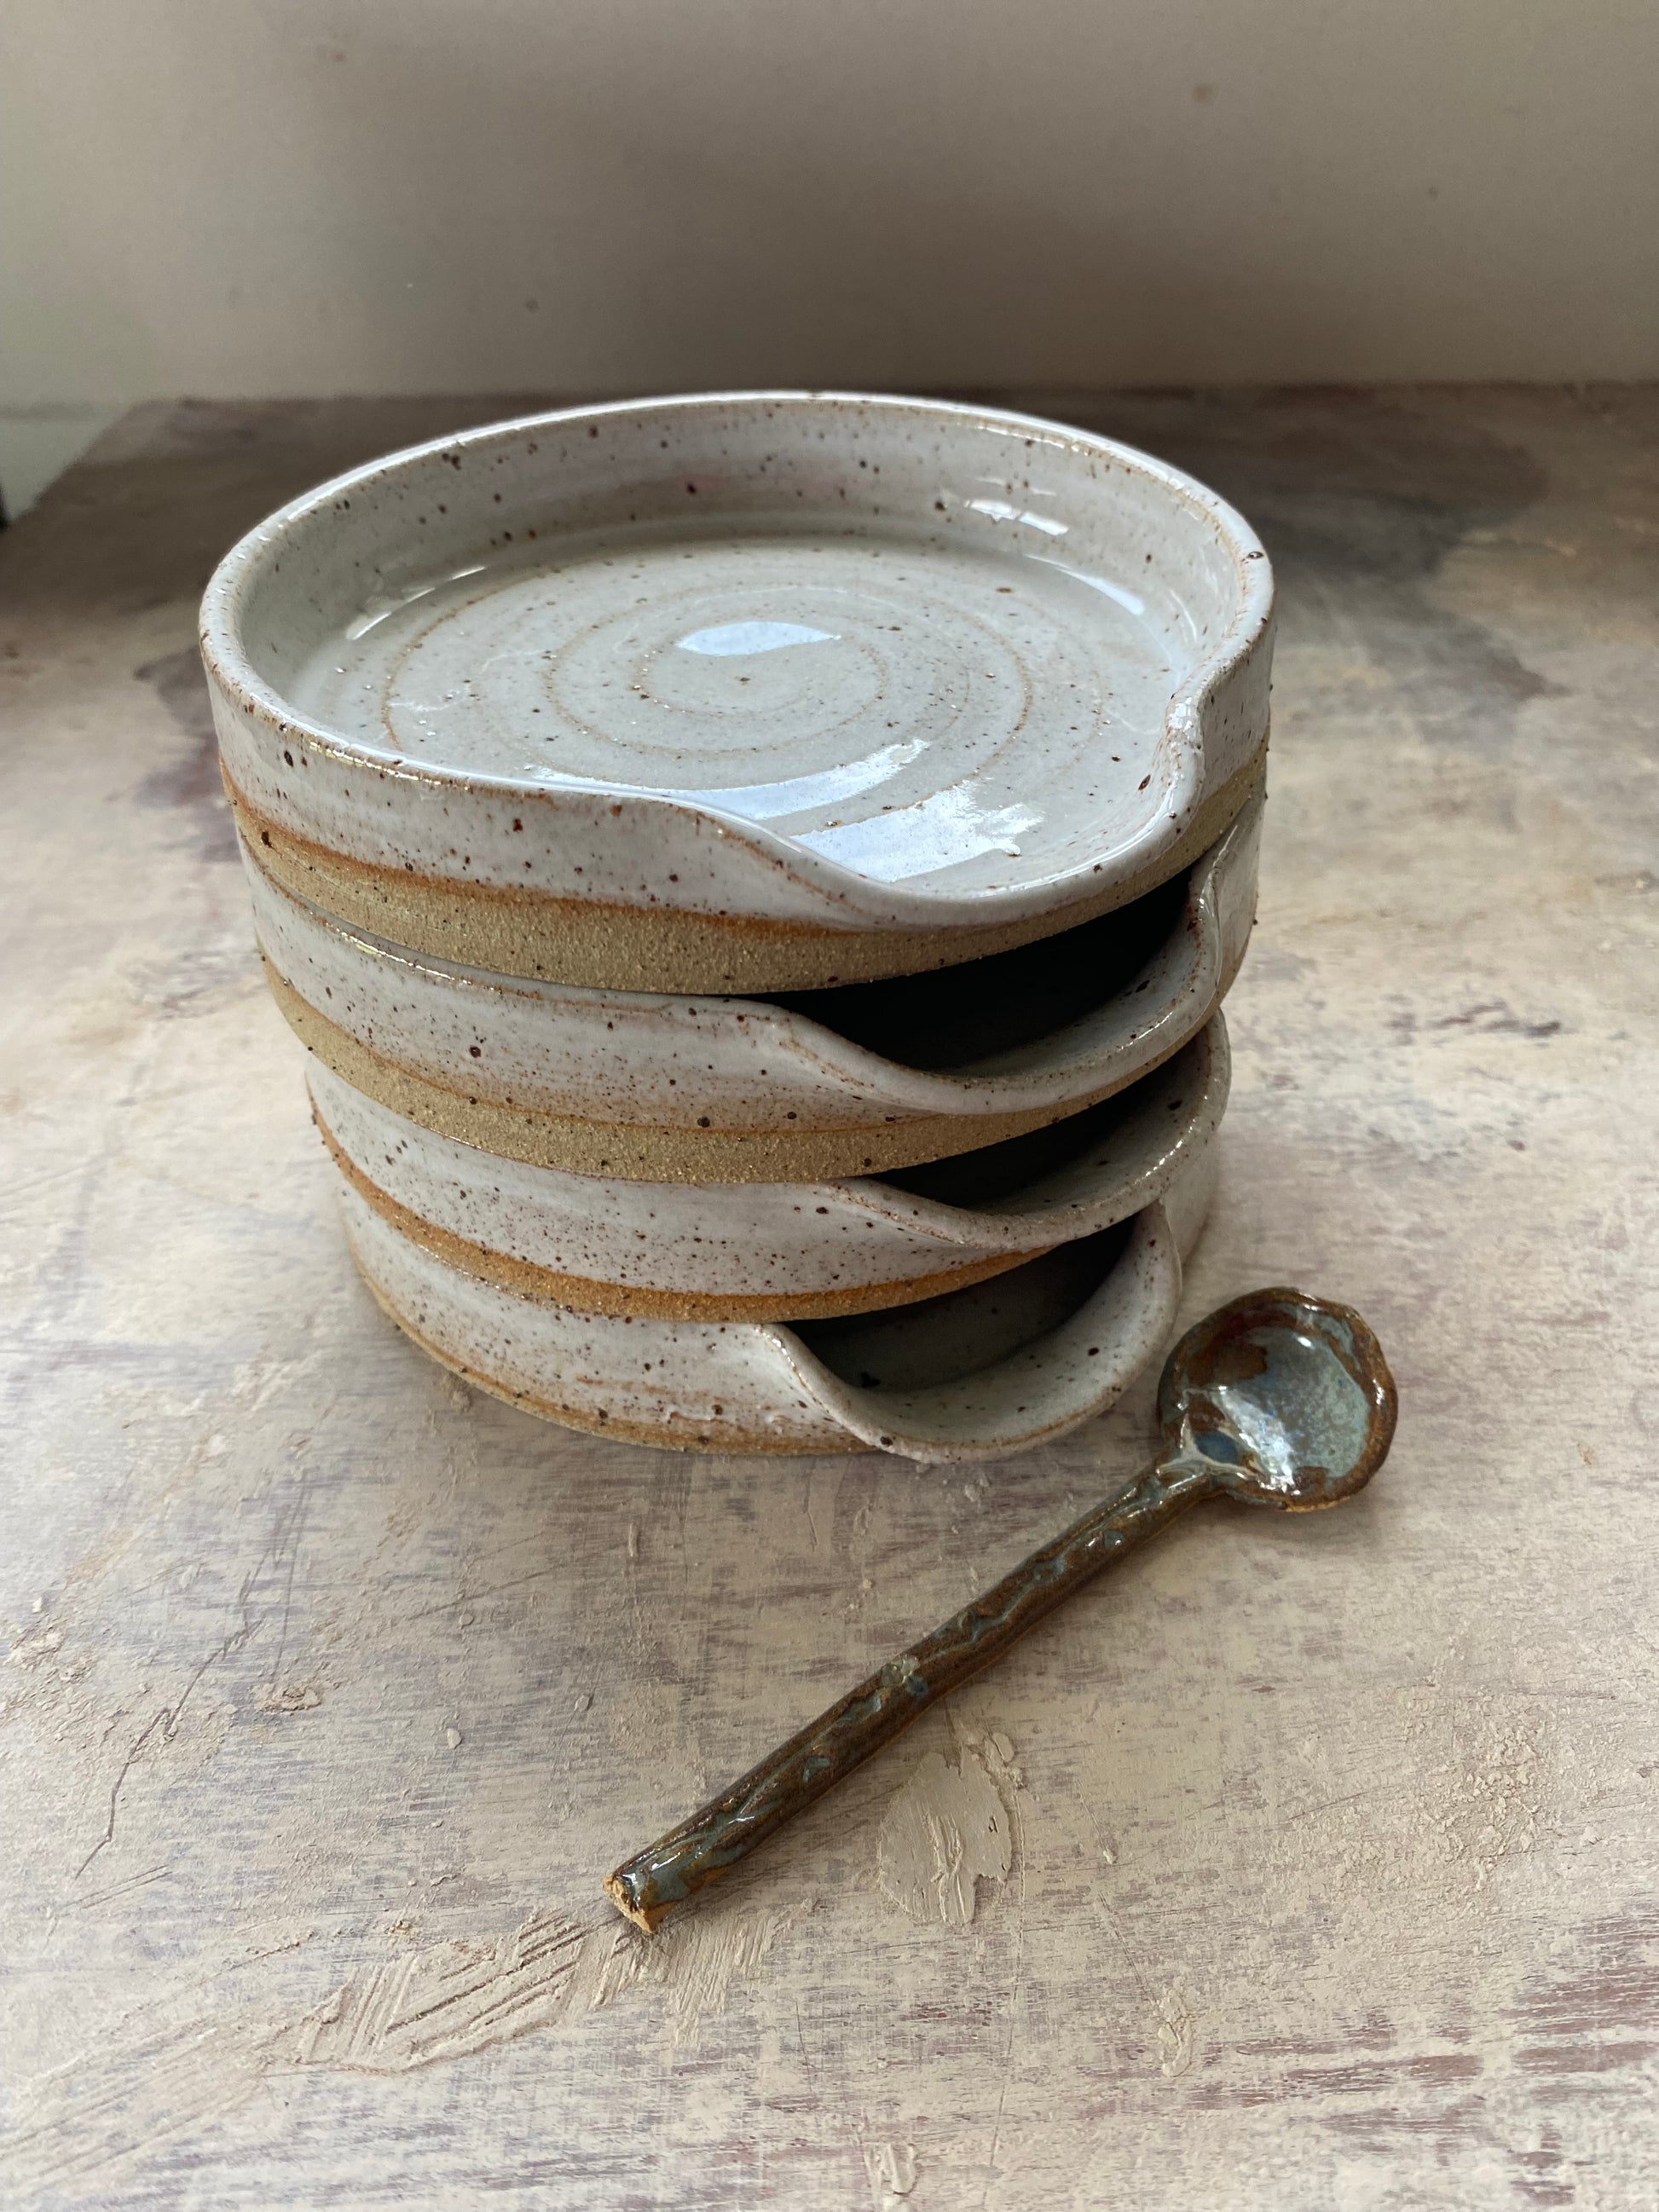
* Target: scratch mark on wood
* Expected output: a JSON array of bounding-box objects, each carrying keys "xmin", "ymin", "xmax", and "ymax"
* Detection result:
[
  {"xmin": 0, "ymin": 2021, "xmax": 276, "ymax": 2196},
  {"xmin": 1157, "ymin": 1987, "xmax": 1198, "ymax": 2078},
  {"xmin": 289, "ymin": 1908, "xmax": 590, "ymax": 2071},
  {"xmin": 397, "ymin": 1563, "xmax": 569, "ymax": 1624},
  {"xmin": 74, "ymin": 1628, "xmax": 252, "ymax": 1879},
  {"xmin": 588, "ymin": 1901, "xmax": 812, "ymax": 2045},
  {"xmin": 0, "ymin": 1898, "xmax": 811, "ymax": 2192},
  {"xmin": 258, "ymin": 1461, "xmax": 312, "ymax": 1707},
  {"xmin": 65, "ymin": 1865, "xmax": 171, "ymax": 1913}
]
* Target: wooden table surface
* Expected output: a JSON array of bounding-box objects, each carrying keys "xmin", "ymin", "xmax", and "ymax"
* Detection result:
[{"xmin": 3, "ymin": 390, "xmax": 1656, "ymax": 2211}]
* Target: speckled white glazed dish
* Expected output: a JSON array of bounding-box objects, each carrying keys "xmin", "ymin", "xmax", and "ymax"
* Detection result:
[
  {"xmin": 203, "ymin": 391, "xmax": 1273, "ymax": 994},
  {"xmin": 308, "ymin": 1016, "xmax": 1226, "ymax": 1322},
  {"xmin": 337, "ymin": 1135, "xmax": 1217, "ymax": 1461},
  {"xmin": 248, "ymin": 787, "xmax": 1258, "ymax": 1183}
]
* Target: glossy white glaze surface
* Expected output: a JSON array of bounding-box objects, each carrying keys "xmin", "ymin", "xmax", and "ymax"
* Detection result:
[
  {"xmin": 203, "ymin": 393, "xmax": 1272, "ymax": 952},
  {"xmin": 248, "ymin": 788, "xmax": 1260, "ymax": 1179},
  {"xmin": 337, "ymin": 1141, "xmax": 1217, "ymax": 1462},
  {"xmin": 298, "ymin": 523, "xmax": 1179, "ymax": 886},
  {"xmin": 307, "ymin": 1019, "xmax": 1227, "ymax": 1318}
]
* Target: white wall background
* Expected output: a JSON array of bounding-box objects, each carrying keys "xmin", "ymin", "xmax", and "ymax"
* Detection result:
[{"xmin": 3, "ymin": 0, "xmax": 1657, "ymax": 421}]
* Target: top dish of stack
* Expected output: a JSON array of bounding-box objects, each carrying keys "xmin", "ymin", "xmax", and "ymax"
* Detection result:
[{"xmin": 203, "ymin": 393, "xmax": 1273, "ymax": 1458}]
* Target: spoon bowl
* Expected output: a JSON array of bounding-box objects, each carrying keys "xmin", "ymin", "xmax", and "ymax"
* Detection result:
[{"xmin": 1156, "ymin": 1286, "xmax": 1396, "ymax": 1510}]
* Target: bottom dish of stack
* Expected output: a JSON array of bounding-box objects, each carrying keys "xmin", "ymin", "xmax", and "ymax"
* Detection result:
[{"xmin": 316, "ymin": 1017, "xmax": 1228, "ymax": 1463}]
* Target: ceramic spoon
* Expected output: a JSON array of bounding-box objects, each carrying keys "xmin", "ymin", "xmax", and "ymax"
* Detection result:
[{"xmin": 605, "ymin": 1285, "xmax": 1396, "ymax": 1932}]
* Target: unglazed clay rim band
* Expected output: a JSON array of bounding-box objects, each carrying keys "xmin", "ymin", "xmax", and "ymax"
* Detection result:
[
  {"xmin": 314, "ymin": 1099, "xmax": 1051, "ymax": 1322},
  {"xmin": 306, "ymin": 1017, "xmax": 1224, "ymax": 1322},
  {"xmin": 341, "ymin": 1191, "xmax": 1190, "ymax": 1462},
  {"xmin": 267, "ymin": 952, "xmax": 1234, "ymax": 1184},
  {"xmin": 250, "ymin": 788, "xmax": 1257, "ymax": 1183},
  {"xmin": 348, "ymin": 1256, "xmax": 821, "ymax": 1455},
  {"xmin": 224, "ymin": 747, "xmax": 1265, "ymax": 994}
]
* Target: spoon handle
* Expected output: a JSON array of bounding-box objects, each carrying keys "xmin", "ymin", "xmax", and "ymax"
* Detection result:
[{"xmin": 605, "ymin": 1459, "xmax": 1211, "ymax": 1931}]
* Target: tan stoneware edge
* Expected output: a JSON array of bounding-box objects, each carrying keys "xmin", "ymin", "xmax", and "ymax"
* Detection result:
[
  {"xmin": 249, "ymin": 785, "xmax": 1259, "ymax": 1184},
  {"xmin": 351, "ymin": 1267, "xmax": 830, "ymax": 1455},
  {"xmin": 267, "ymin": 959, "xmax": 1233, "ymax": 1183},
  {"xmin": 223, "ymin": 745, "xmax": 1264, "ymax": 994},
  {"xmin": 334, "ymin": 1155, "xmax": 1211, "ymax": 1462},
  {"xmin": 314, "ymin": 1104, "xmax": 1049, "ymax": 1321}
]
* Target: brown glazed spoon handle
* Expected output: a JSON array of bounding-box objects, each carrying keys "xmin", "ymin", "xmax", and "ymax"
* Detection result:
[
  {"xmin": 604, "ymin": 1459, "xmax": 1207, "ymax": 1932},
  {"xmin": 605, "ymin": 1285, "xmax": 1396, "ymax": 1933}
]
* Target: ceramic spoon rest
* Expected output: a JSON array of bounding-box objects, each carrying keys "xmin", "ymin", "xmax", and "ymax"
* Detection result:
[
  {"xmin": 336, "ymin": 1138, "xmax": 1217, "ymax": 1462},
  {"xmin": 308, "ymin": 1015, "xmax": 1226, "ymax": 1323},
  {"xmin": 248, "ymin": 787, "xmax": 1259, "ymax": 1184},
  {"xmin": 203, "ymin": 391, "xmax": 1274, "ymax": 994}
]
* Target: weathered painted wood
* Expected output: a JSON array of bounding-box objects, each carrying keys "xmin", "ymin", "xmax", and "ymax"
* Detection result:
[{"xmin": 2, "ymin": 389, "xmax": 1656, "ymax": 2209}]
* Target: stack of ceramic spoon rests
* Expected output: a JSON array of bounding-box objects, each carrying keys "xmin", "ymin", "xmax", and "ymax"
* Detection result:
[{"xmin": 202, "ymin": 394, "xmax": 1274, "ymax": 1464}]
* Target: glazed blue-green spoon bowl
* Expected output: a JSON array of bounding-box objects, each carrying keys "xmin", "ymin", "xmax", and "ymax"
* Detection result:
[{"xmin": 1156, "ymin": 1287, "xmax": 1396, "ymax": 1510}]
